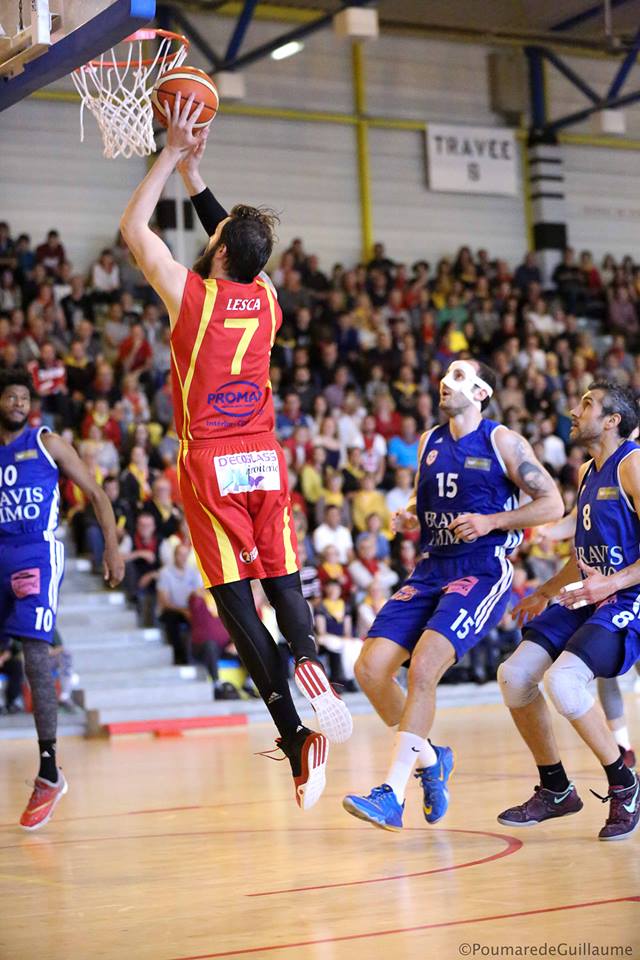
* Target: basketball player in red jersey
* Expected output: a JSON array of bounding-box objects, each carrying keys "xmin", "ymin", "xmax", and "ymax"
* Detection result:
[{"xmin": 120, "ymin": 93, "xmax": 352, "ymax": 810}]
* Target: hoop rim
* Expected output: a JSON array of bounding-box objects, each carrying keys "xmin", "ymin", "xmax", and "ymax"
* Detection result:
[{"xmin": 73, "ymin": 28, "xmax": 190, "ymax": 71}]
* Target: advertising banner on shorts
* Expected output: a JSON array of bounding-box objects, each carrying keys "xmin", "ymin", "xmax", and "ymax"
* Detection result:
[{"xmin": 426, "ymin": 123, "xmax": 518, "ymax": 196}]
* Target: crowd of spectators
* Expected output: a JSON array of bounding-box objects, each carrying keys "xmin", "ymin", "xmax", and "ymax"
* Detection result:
[{"xmin": 1, "ymin": 216, "xmax": 638, "ymax": 702}]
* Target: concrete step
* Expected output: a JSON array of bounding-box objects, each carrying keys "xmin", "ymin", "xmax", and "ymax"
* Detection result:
[
  {"xmin": 0, "ymin": 709, "xmax": 86, "ymax": 740},
  {"xmin": 71, "ymin": 645, "xmax": 174, "ymax": 672},
  {"xmin": 77, "ymin": 665, "xmax": 200, "ymax": 688},
  {"xmin": 57, "ymin": 591, "xmax": 127, "ymax": 612},
  {"xmin": 57, "ymin": 608, "xmax": 139, "ymax": 629},
  {"xmin": 77, "ymin": 680, "xmax": 213, "ymax": 710},
  {"xmin": 59, "ymin": 628, "xmax": 163, "ymax": 650},
  {"xmin": 92, "ymin": 698, "xmax": 271, "ymax": 729},
  {"xmin": 63, "ymin": 556, "xmax": 92, "ymax": 573}
]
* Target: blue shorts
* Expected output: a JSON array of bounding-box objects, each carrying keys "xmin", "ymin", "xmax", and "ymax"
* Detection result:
[
  {"xmin": 0, "ymin": 536, "xmax": 65, "ymax": 644},
  {"xmin": 524, "ymin": 593, "xmax": 640, "ymax": 678},
  {"xmin": 367, "ymin": 551, "xmax": 513, "ymax": 659}
]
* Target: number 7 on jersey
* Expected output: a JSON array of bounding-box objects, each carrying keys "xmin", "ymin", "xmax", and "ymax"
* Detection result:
[{"xmin": 224, "ymin": 317, "xmax": 259, "ymax": 374}]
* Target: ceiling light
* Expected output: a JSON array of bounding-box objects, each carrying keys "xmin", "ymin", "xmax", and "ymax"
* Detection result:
[{"xmin": 271, "ymin": 41, "xmax": 304, "ymax": 61}]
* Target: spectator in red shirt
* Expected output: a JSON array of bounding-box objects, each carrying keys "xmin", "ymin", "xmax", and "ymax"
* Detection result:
[
  {"xmin": 118, "ymin": 321, "xmax": 153, "ymax": 377},
  {"xmin": 373, "ymin": 392, "xmax": 402, "ymax": 441},
  {"xmin": 36, "ymin": 230, "xmax": 66, "ymax": 278},
  {"xmin": 88, "ymin": 360, "xmax": 121, "ymax": 406},
  {"xmin": 28, "ymin": 341, "xmax": 69, "ymax": 426},
  {"xmin": 81, "ymin": 397, "xmax": 122, "ymax": 446}
]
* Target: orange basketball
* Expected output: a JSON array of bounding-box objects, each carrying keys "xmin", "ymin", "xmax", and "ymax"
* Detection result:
[{"xmin": 152, "ymin": 66, "xmax": 219, "ymax": 129}]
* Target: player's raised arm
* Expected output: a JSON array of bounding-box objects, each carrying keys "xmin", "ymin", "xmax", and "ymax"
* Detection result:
[
  {"xmin": 41, "ymin": 433, "xmax": 124, "ymax": 588},
  {"xmin": 120, "ymin": 93, "xmax": 205, "ymax": 323},
  {"xmin": 177, "ymin": 131, "xmax": 230, "ymax": 237}
]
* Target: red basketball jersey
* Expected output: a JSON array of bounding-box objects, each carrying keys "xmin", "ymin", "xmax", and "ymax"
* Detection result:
[{"xmin": 170, "ymin": 270, "xmax": 282, "ymax": 442}]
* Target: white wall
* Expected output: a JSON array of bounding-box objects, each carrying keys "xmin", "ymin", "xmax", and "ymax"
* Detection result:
[
  {"xmin": 563, "ymin": 144, "xmax": 640, "ymax": 259},
  {"xmin": 369, "ymin": 127, "xmax": 527, "ymax": 264},
  {"xmin": 186, "ymin": 114, "xmax": 361, "ymax": 269},
  {"xmin": 0, "ymin": 97, "xmax": 146, "ymax": 274}
]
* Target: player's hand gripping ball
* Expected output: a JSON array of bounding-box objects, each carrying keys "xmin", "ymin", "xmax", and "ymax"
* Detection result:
[{"xmin": 152, "ymin": 66, "xmax": 219, "ymax": 129}]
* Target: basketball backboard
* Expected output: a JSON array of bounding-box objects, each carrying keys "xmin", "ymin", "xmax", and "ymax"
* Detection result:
[{"xmin": 0, "ymin": 0, "xmax": 156, "ymax": 111}]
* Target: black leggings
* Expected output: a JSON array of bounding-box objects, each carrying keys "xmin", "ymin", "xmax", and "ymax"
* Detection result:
[{"xmin": 211, "ymin": 579, "xmax": 301, "ymax": 740}]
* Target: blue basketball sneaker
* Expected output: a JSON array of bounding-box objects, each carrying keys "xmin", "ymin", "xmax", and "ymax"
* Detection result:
[
  {"xmin": 343, "ymin": 784, "xmax": 404, "ymax": 831},
  {"xmin": 414, "ymin": 744, "xmax": 455, "ymax": 824}
]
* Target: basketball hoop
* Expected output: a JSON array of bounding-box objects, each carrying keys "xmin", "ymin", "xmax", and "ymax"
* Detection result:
[{"xmin": 71, "ymin": 28, "xmax": 189, "ymax": 160}]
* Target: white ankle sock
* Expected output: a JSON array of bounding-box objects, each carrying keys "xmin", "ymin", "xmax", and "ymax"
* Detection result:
[
  {"xmin": 417, "ymin": 739, "xmax": 438, "ymax": 769},
  {"xmin": 612, "ymin": 724, "xmax": 631, "ymax": 750},
  {"xmin": 385, "ymin": 731, "xmax": 425, "ymax": 802}
]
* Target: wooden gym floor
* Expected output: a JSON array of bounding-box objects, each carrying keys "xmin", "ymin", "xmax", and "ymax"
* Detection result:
[{"xmin": 1, "ymin": 698, "xmax": 639, "ymax": 960}]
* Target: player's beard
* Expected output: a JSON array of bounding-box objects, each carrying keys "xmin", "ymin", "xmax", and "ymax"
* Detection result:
[
  {"xmin": 439, "ymin": 394, "xmax": 468, "ymax": 417},
  {"xmin": 193, "ymin": 242, "xmax": 219, "ymax": 279},
  {"xmin": 0, "ymin": 410, "xmax": 29, "ymax": 432},
  {"xmin": 570, "ymin": 421, "xmax": 601, "ymax": 445}
]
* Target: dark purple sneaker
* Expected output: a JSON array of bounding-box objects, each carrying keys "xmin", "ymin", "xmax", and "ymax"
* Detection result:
[
  {"xmin": 497, "ymin": 784, "xmax": 583, "ymax": 827},
  {"xmin": 595, "ymin": 775, "xmax": 640, "ymax": 841}
]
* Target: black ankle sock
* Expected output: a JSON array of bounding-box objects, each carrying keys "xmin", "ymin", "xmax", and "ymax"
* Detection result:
[
  {"xmin": 537, "ymin": 762, "xmax": 570, "ymax": 793},
  {"xmin": 38, "ymin": 740, "xmax": 58, "ymax": 783},
  {"xmin": 281, "ymin": 725, "xmax": 309, "ymax": 777},
  {"xmin": 603, "ymin": 756, "xmax": 635, "ymax": 789}
]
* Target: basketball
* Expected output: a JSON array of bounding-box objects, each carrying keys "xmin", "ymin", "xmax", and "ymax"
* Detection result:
[{"xmin": 151, "ymin": 66, "xmax": 219, "ymax": 129}]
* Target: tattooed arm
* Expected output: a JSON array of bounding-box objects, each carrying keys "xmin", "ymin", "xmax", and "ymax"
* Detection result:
[{"xmin": 449, "ymin": 427, "xmax": 563, "ymax": 542}]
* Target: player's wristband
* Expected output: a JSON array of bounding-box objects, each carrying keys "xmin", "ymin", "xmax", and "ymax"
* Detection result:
[{"xmin": 190, "ymin": 187, "xmax": 229, "ymax": 236}]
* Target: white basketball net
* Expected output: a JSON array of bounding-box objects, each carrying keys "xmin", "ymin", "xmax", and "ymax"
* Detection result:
[{"xmin": 71, "ymin": 31, "xmax": 188, "ymax": 160}]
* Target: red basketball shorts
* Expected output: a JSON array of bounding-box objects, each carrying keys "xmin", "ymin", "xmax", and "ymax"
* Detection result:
[{"xmin": 178, "ymin": 432, "xmax": 299, "ymax": 588}]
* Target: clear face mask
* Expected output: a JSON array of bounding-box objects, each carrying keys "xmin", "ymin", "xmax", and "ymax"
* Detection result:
[{"xmin": 441, "ymin": 361, "xmax": 493, "ymax": 411}]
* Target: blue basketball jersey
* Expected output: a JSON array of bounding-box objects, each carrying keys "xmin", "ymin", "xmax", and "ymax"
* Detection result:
[
  {"xmin": 0, "ymin": 426, "xmax": 60, "ymax": 541},
  {"xmin": 417, "ymin": 419, "xmax": 522, "ymax": 557},
  {"xmin": 575, "ymin": 440, "xmax": 640, "ymax": 576}
]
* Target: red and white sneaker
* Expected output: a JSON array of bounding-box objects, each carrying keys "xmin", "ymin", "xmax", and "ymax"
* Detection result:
[
  {"xmin": 260, "ymin": 726, "xmax": 329, "ymax": 811},
  {"xmin": 289, "ymin": 727, "xmax": 329, "ymax": 811},
  {"xmin": 294, "ymin": 658, "xmax": 353, "ymax": 744},
  {"xmin": 20, "ymin": 771, "xmax": 68, "ymax": 831}
]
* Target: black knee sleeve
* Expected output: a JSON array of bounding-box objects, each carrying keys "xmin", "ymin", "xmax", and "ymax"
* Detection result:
[
  {"xmin": 22, "ymin": 639, "xmax": 58, "ymax": 741},
  {"xmin": 261, "ymin": 572, "xmax": 317, "ymax": 662}
]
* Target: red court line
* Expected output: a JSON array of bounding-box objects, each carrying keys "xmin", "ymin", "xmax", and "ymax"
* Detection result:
[
  {"xmin": 0, "ymin": 824, "xmax": 516, "ymax": 852},
  {"xmin": 166, "ymin": 896, "xmax": 640, "ymax": 960},
  {"xmin": 247, "ymin": 828, "xmax": 521, "ymax": 896}
]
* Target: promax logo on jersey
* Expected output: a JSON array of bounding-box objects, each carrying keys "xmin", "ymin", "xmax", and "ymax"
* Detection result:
[{"xmin": 208, "ymin": 381, "xmax": 263, "ymax": 419}]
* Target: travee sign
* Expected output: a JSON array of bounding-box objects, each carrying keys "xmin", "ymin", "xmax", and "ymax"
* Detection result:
[{"xmin": 427, "ymin": 124, "xmax": 518, "ymax": 196}]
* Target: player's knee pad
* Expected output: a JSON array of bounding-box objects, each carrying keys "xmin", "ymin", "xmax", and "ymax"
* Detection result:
[
  {"xmin": 497, "ymin": 657, "xmax": 543, "ymax": 709},
  {"xmin": 545, "ymin": 654, "xmax": 594, "ymax": 721}
]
